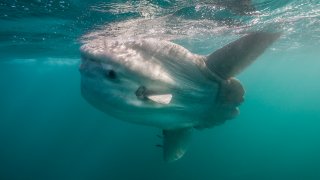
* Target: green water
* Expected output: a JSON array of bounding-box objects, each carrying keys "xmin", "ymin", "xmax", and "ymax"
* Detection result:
[{"xmin": 1, "ymin": 0, "xmax": 320, "ymax": 179}]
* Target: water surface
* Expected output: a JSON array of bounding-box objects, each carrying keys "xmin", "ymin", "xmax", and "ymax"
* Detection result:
[{"xmin": 1, "ymin": 0, "xmax": 320, "ymax": 179}]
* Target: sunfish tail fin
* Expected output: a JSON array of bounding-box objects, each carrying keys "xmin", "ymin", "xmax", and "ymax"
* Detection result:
[
  {"xmin": 162, "ymin": 128, "xmax": 193, "ymax": 162},
  {"xmin": 205, "ymin": 32, "xmax": 281, "ymax": 79}
]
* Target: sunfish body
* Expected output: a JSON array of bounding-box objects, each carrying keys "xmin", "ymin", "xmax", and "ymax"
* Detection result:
[{"xmin": 80, "ymin": 32, "xmax": 280, "ymax": 162}]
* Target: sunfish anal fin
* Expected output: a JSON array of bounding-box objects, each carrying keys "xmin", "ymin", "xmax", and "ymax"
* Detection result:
[{"xmin": 163, "ymin": 128, "xmax": 193, "ymax": 162}]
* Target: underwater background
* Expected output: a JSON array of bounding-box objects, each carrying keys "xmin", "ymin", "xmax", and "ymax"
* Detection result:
[{"xmin": 1, "ymin": 0, "xmax": 320, "ymax": 179}]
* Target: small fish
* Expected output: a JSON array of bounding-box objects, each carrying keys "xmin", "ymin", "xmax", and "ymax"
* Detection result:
[{"xmin": 155, "ymin": 144, "xmax": 163, "ymax": 148}]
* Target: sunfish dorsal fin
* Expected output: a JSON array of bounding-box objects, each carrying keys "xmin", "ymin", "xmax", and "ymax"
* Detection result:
[
  {"xmin": 162, "ymin": 128, "xmax": 193, "ymax": 162},
  {"xmin": 205, "ymin": 32, "xmax": 281, "ymax": 79}
]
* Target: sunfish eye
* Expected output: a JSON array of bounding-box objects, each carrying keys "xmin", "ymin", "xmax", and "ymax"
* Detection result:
[{"xmin": 105, "ymin": 69, "xmax": 117, "ymax": 79}]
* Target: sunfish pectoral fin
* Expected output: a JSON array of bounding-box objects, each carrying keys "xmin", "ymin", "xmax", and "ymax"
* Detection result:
[
  {"xmin": 205, "ymin": 31, "xmax": 281, "ymax": 79},
  {"xmin": 162, "ymin": 128, "xmax": 193, "ymax": 162},
  {"xmin": 135, "ymin": 86, "xmax": 172, "ymax": 105},
  {"xmin": 147, "ymin": 94, "xmax": 172, "ymax": 104}
]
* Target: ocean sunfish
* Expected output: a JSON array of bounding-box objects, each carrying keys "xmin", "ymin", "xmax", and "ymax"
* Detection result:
[{"xmin": 79, "ymin": 32, "xmax": 280, "ymax": 162}]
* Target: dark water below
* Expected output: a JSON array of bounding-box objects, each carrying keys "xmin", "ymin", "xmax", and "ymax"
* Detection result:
[{"xmin": 1, "ymin": 0, "xmax": 320, "ymax": 179}]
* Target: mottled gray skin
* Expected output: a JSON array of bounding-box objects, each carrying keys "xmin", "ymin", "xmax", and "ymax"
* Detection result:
[{"xmin": 80, "ymin": 38, "xmax": 242, "ymax": 130}]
